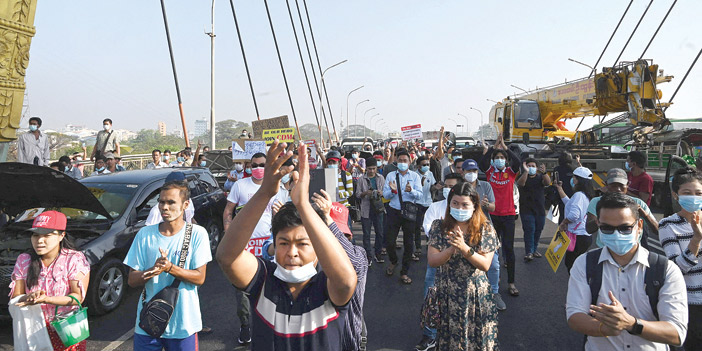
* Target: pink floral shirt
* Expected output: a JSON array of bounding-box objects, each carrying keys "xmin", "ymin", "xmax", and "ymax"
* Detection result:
[{"xmin": 9, "ymin": 249, "xmax": 90, "ymax": 323}]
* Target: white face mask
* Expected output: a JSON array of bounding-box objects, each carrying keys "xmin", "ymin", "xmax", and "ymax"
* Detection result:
[
  {"xmin": 103, "ymin": 124, "xmax": 111, "ymax": 131},
  {"xmin": 464, "ymin": 172, "xmax": 478, "ymax": 183},
  {"xmin": 234, "ymin": 164, "xmax": 244, "ymax": 171},
  {"xmin": 274, "ymin": 259, "xmax": 318, "ymax": 283}
]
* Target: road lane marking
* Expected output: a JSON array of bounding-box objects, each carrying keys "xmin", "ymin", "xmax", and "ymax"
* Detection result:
[{"xmin": 101, "ymin": 327, "xmax": 134, "ymax": 351}]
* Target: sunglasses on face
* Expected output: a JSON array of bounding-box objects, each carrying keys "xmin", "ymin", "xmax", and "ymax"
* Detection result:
[
  {"xmin": 251, "ymin": 163, "xmax": 265, "ymax": 168},
  {"xmin": 599, "ymin": 223, "xmax": 637, "ymax": 235}
]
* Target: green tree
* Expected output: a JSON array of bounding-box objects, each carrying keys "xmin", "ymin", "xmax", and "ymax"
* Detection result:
[
  {"xmin": 125, "ymin": 129, "xmax": 189, "ymax": 154},
  {"xmin": 198, "ymin": 119, "xmax": 252, "ymax": 149}
]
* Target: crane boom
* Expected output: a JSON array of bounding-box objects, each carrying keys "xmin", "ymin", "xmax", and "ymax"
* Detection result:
[{"xmin": 489, "ymin": 60, "xmax": 673, "ymax": 143}]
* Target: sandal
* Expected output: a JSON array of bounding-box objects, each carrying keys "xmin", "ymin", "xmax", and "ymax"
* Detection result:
[
  {"xmin": 200, "ymin": 326, "xmax": 213, "ymax": 335},
  {"xmin": 400, "ymin": 275, "xmax": 412, "ymax": 284},
  {"xmin": 386, "ymin": 265, "xmax": 395, "ymax": 276},
  {"xmin": 508, "ymin": 286, "xmax": 520, "ymax": 297},
  {"xmin": 524, "ymin": 254, "xmax": 533, "ymax": 262},
  {"xmin": 411, "ymin": 254, "xmax": 420, "ymax": 261},
  {"xmin": 533, "ymin": 251, "xmax": 542, "ymax": 258},
  {"xmin": 381, "ymin": 248, "xmax": 387, "ymax": 256}
]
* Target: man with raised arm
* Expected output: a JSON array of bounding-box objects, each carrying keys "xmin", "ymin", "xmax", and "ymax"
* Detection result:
[{"xmin": 216, "ymin": 141, "xmax": 357, "ymax": 351}]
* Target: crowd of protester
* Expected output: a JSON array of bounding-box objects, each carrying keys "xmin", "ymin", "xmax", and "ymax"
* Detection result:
[{"xmin": 8, "ymin": 117, "xmax": 702, "ymax": 351}]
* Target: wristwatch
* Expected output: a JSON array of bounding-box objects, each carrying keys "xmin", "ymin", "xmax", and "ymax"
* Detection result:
[
  {"xmin": 627, "ymin": 317, "xmax": 644, "ymax": 335},
  {"xmin": 466, "ymin": 247, "xmax": 475, "ymax": 257}
]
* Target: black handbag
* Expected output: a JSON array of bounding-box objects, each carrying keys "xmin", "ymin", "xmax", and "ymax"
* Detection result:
[
  {"xmin": 138, "ymin": 223, "xmax": 193, "ymax": 337},
  {"xmin": 396, "ymin": 173, "xmax": 419, "ymax": 222}
]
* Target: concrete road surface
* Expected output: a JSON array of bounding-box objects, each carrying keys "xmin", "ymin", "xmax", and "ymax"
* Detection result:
[{"xmin": 0, "ymin": 214, "xmax": 666, "ymax": 350}]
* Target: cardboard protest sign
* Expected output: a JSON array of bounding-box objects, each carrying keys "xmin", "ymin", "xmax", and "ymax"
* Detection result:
[
  {"xmin": 262, "ymin": 128, "xmax": 296, "ymax": 145},
  {"xmin": 546, "ymin": 230, "xmax": 571, "ymax": 273},
  {"xmin": 231, "ymin": 139, "xmax": 266, "ymax": 162},
  {"xmin": 252, "ymin": 115, "xmax": 289, "ymax": 139}
]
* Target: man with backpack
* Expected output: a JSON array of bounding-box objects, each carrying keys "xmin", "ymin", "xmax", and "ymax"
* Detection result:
[{"xmin": 566, "ymin": 192, "xmax": 687, "ymax": 350}]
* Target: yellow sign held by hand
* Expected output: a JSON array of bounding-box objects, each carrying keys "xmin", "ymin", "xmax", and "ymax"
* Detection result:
[
  {"xmin": 546, "ymin": 230, "xmax": 571, "ymax": 273},
  {"xmin": 262, "ymin": 128, "xmax": 296, "ymax": 145}
]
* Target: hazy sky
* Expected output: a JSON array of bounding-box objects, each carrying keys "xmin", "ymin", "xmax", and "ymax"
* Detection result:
[{"xmin": 25, "ymin": 0, "xmax": 701, "ymax": 136}]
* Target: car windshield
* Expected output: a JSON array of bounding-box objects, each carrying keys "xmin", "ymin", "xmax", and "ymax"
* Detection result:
[{"xmin": 13, "ymin": 182, "xmax": 139, "ymax": 222}]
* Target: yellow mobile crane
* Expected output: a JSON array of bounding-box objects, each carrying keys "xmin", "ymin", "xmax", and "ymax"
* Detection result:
[{"xmin": 489, "ymin": 59, "xmax": 672, "ymax": 153}]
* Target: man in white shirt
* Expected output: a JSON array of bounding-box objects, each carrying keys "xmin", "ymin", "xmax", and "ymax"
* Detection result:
[
  {"xmin": 17, "ymin": 117, "xmax": 49, "ymax": 166},
  {"xmin": 566, "ymin": 192, "xmax": 687, "ymax": 350},
  {"xmin": 146, "ymin": 149, "xmax": 165, "ymax": 169},
  {"xmin": 413, "ymin": 156, "xmax": 440, "ymax": 258},
  {"xmin": 90, "ymin": 156, "xmax": 111, "ymax": 176}
]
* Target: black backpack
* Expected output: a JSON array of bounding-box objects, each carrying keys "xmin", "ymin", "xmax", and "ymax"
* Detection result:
[{"xmin": 585, "ymin": 248, "xmax": 667, "ymax": 320}]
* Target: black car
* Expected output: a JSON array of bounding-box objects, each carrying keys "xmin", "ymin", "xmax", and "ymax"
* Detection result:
[{"xmin": 0, "ymin": 163, "xmax": 226, "ymax": 316}]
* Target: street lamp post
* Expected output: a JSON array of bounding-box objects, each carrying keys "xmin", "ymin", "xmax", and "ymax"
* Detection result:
[
  {"xmin": 362, "ymin": 107, "xmax": 376, "ymax": 139},
  {"xmin": 206, "ymin": 0, "xmax": 216, "ymax": 149},
  {"xmin": 469, "ymin": 107, "xmax": 484, "ymax": 140},
  {"xmin": 318, "ymin": 60, "xmax": 347, "ymax": 146},
  {"xmin": 448, "ymin": 118, "xmax": 459, "ymax": 133},
  {"xmin": 346, "ymin": 86, "xmax": 363, "ymax": 138},
  {"xmin": 354, "ymin": 99, "xmax": 369, "ymax": 137},
  {"xmin": 457, "ymin": 113, "xmax": 469, "ymax": 133},
  {"xmin": 369, "ymin": 113, "xmax": 380, "ymax": 138},
  {"xmin": 374, "ymin": 118, "xmax": 384, "ymax": 132}
]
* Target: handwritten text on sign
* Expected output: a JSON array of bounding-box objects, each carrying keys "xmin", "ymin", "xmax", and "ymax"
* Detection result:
[
  {"xmin": 262, "ymin": 128, "xmax": 296, "ymax": 145},
  {"xmin": 401, "ymin": 124, "xmax": 422, "ymax": 140}
]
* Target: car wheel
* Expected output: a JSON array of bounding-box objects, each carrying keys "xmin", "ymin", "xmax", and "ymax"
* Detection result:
[
  {"xmin": 207, "ymin": 220, "xmax": 222, "ymax": 256},
  {"xmin": 87, "ymin": 257, "xmax": 127, "ymax": 316}
]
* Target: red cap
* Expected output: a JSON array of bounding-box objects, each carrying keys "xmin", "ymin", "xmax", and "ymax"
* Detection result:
[
  {"xmin": 29, "ymin": 211, "xmax": 67, "ymax": 234},
  {"xmin": 329, "ymin": 202, "xmax": 352, "ymax": 237}
]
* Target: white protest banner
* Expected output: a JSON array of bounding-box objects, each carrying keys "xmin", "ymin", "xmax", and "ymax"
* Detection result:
[{"xmin": 401, "ymin": 124, "xmax": 422, "ymax": 140}]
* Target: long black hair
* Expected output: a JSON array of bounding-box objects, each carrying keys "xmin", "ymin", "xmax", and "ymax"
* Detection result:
[
  {"xmin": 26, "ymin": 232, "xmax": 77, "ymax": 290},
  {"xmin": 573, "ymin": 176, "xmax": 597, "ymax": 200},
  {"xmin": 441, "ymin": 182, "xmax": 487, "ymax": 247}
]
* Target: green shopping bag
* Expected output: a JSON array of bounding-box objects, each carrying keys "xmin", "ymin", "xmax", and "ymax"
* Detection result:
[{"xmin": 49, "ymin": 295, "xmax": 90, "ymax": 346}]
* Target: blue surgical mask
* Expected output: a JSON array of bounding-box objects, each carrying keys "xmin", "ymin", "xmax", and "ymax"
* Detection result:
[
  {"xmin": 528, "ymin": 167, "xmax": 537, "ymax": 175},
  {"xmin": 96, "ymin": 167, "xmax": 105, "ymax": 172},
  {"xmin": 177, "ymin": 157, "xmax": 184, "ymax": 163},
  {"xmin": 598, "ymin": 229, "xmax": 638, "ymax": 256},
  {"xmin": 245, "ymin": 168, "xmax": 252, "ymax": 175},
  {"xmin": 570, "ymin": 178, "xmax": 575, "ymax": 189},
  {"xmin": 420, "ymin": 165, "xmax": 430, "ymax": 173},
  {"xmin": 492, "ymin": 159, "xmax": 506, "ymax": 169},
  {"xmin": 450, "ymin": 207, "xmax": 474, "ymax": 222},
  {"xmin": 678, "ymin": 195, "xmax": 702, "ymax": 213},
  {"xmin": 281, "ymin": 173, "xmax": 291, "ymax": 184},
  {"xmin": 442, "ymin": 188, "xmax": 451, "ymax": 199},
  {"xmin": 163, "ymin": 155, "xmax": 170, "ymax": 162},
  {"xmin": 64, "ymin": 166, "xmax": 70, "ymax": 172},
  {"xmin": 352, "ymin": 154, "xmax": 359, "ymax": 159},
  {"xmin": 29, "ymin": 125, "xmax": 38, "ymax": 132},
  {"xmin": 200, "ymin": 161, "xmax": 207, "ymax": 167},
  {"xmin": 397, "ymin": 162, "xmax": 409, "ymax": 172},
  {"xmin": 625, "ymin": 161, "xmax": 631, "ymax": 171},
  {"xmin": 328, "ymin": 164, "xmax": 338, "ymax": 169}
]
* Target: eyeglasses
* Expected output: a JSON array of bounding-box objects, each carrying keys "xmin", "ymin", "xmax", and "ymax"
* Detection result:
[
  {"xmin": 251, "ymin": 163, "xmax": 265, "ymax": 169},
  {"xmin": 599, "ymin": 223, "xmax": 637, "ymax": 235}
]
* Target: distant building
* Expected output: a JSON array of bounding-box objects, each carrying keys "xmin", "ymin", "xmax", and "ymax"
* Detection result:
[
  {"xmin": 193, "ymin": 118, "xmax": 209, "ymax": 137},
  {"xmin": 158, "ymin": 121, "xmax": 167, "ymax": 136},
  {"xmin": 171, "ymin": 129, "xmax": 183, "ymax": 138},
  {"xmin": 63, "ymin": 124, "xmax": 85, "ymax": 133}
]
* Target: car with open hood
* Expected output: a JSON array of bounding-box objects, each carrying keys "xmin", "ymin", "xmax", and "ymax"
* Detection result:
[{"xmin": 0, "ymin": 163, "xmax": 226, "ymax": 315}]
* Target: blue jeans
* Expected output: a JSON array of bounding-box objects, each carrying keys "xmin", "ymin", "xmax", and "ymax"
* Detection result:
[
  {"xmin": 422, "ymin": 265, "xmax": 437, "ymax": 339},
  {"xmin": 361, "ymin": 210, "xmax": 384, "ymax": 257},
  {"xmin": 487, "ymin": 250, "xmax": 499, "ymax": 294},
  {"xmin": 134, "ymin": 333, "xmax": 198, "ymax": 351},
  {"xmin": 521, "ymin": 214, "xmax": 546, "ymax": 255}
]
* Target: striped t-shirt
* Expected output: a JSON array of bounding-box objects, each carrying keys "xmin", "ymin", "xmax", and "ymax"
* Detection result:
[
  {"xmin": 244, "ymin": 259, "xmax": 349, "ymax": 350},
  {"xmin": 659, "ymin": 213, "xmax": 702, "ymax": 305},
  {"xmin": 337, "ymin": 171, "xmax": 354, "ymax": 207}
]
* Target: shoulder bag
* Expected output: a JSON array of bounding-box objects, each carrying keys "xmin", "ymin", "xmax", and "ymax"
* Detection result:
[
  {"xmin": 396, "ymin": 172, "xmax": 419, "ymax": 222},
  {"xmin": 138, "ymin": 223, "xmax": 192, "ymax": 337}
]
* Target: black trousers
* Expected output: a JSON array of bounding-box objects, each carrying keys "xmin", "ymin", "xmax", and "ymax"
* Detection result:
[
  {"xmin": 685, "ymin": 304, "xmax": 702, "ymax": 351},
  {"xmin": 565, "ymin": 235, "xmax": 592, "ymax": 274},
  {"xmin": 491, "ymin": 214, "xmax": 516, "ymax": 284},
  {"xmin": 385, "ymin": 207, "xmax": 415, "ymax": 275},
  {"xmin": 414, "ymin": 205, "xmax": 429, "ymax": 251}
]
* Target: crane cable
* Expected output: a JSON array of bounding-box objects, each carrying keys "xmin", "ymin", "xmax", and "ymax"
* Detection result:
[
  {"xmin": 639, "ymin": 0, "xmax": 677, "ymax": 59},
  {"xmin": 228, "ymin": 0, "xmax": 261, "ymax": 120},
  {"xmin": 613, "ymin": 0, "xmax": 655, "ymax": 66},
  {"xmin": 589, "ymin": 0, "xmax": 634, "ymax": 78},
  {"xmin": 664, "ymin": 46, "xmax": 702, "ymax": 112},
  {"xmin": 262, "ymin": 0, "xmax": 302, "ymax": 140}
]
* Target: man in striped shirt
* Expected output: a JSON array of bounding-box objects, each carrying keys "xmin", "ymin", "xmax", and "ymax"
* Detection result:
[{"xmin": 326, "ymin": 150, "xmax": 354, "ymax": 208}]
